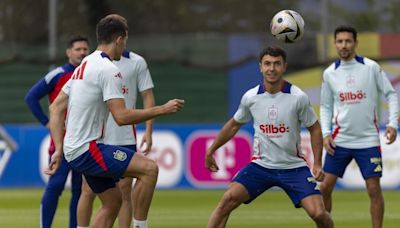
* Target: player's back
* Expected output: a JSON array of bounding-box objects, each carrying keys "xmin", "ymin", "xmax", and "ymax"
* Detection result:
[
  {"xmin": 103, "ymin": 50, "xmax": 154, "ymax": 146},
  {"xmin": 63, "ymin": 50, "xmax": 124, "ymax": 162}
]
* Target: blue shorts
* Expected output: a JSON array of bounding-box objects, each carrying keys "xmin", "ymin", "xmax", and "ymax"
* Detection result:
[
  {"xmin": 323, "ymin": 146, "xmax": 382, "ymax": 179},
  {"xmin": 233, "ymin": 163, "xmax": 320, "ymax": 208},
  {"xmin": 69, "ymin": 142, "xmax": 135, "ymax": 193}
]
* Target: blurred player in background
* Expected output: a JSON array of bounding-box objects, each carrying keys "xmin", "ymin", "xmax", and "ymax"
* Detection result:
[
  {"xmin": 205, "ymin": 46, "xmax": 333, "ymax": 228},
  {"xmin": 320, "ymin": 25, "xmax": 398, "ymax": 228},
  {"xmin": 25, "ymin": 35, "xmax": 89, "ymax": 228},
  {"xmin": 77, "ymin": 49, "xmax": 155, "ymax": 228},
  {"xmin": 45, "ymin": 14, "xmax": 183, "ymax": 228}
]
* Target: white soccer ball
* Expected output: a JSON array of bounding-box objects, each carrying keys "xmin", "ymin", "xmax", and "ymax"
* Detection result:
[{"xmin": 270, "ymin": 10, "xmax": 305, "ymax": 43}]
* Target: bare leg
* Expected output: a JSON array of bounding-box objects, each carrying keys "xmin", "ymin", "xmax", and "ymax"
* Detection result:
[
  {"xmin": 301, "ymin": 194, "xmax": 334, "ymax": 228},
  {"xmin": 207, "ymin": 182, "xmax": 249, "ymax": 228},
  {"xmin": 124, "ymin": 153, "xmax": 158, "ymax": 220},
  {"xmin": 77, "ymin": 176, "xmax": 96, "ymax": 227},
  {"xmin": 92, "ymin": 187, "xmax": 122, "ymax": 228},
  {"xmin": 366, "ymin": 177, "xmax": 383, "ymax": 228},
  {"xmin": 117, "ymin": 177, "xmax": 133, "ymax": 228},
  {"xmin": 320, "ymin": 173, "xmax": 338, "ymax": 212}
]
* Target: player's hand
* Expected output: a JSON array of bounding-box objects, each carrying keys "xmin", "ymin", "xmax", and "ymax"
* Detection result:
[
  {"xmin": 162, "ymin": 99, "xmax": 185, "ymax": 114},
  {"xmin": 140, "ymin": 132, "xmax": 153, "ymax": 155},
  {"xmin": 323, "ymin": 136, "xmax": 336, "ymax": 155},
  {"xmin": 205, "ymin": 151, "xmax": 219, "ymax": 172},
  {"xmin": 44, "ymin": 151, "xmax": 62, "ymax": 175},
  {"xmin": 312, "ymin": 164, "xmax": 325, "ymax": 182},
  {"xmin": 385, "ymin": 127, "xmax": 397, "ymax": 145}
]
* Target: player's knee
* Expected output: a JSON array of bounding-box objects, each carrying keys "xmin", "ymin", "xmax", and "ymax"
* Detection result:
[
  {"xmin": 311, "ymin": 210, "xmax": 330, "ymax": 223},
  {"xmin": 220, "ymin": 191, "xmax": 242, "ymax": 210},
  {"xmin": 144, "ymin": 159, "xmax": 159, "ymax": 179},
  {"xmin": 320, "ymin": 182, "xmax": 333, "ymax": 195}
]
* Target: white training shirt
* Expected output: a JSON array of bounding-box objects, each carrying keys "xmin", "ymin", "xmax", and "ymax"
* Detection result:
[
  {"xmin": 62, "ymin": 50, "xmax": 124, "ymax": 162},
  {"xmin": 103, "ymin": 51, "xmax": 154, "ymax": 146},
  {"xmin": 234, "ymin": 81, "xmax": 318, "ymax": 169},
  {"xmin": 320, "ymin": 55, "xmax": 398, "ymax": 148}
]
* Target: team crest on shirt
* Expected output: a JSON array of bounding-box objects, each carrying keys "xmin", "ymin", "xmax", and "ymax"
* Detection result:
[
  {"xmin": 267, "ymin": 105, "xmax": 278, "ymax": 120},
  {"xmin": 345, "ymin": 74, "xmax": 356, "ymax": 88},
  {"xmin": 113, "ymin": 150, "xmax": 127, "ymax": 161}
]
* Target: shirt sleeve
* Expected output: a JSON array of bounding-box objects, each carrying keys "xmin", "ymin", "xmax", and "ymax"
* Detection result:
[
  {"xmin": 100, "ymin": 66, "xmax": 125, "ymax": 102},
  {"xmin": 320, "ymin": 72, "xmax": 334, "ymax": 137},
  {"xmin": 374, "ymin": 65, "xmax": 399, "ymax": 129},
  {"xmin": 136, "ymin": 57, "xmax": 154, "ymax": 92},
  {"xmin": 25, "ymin": 78, "xmax": 52, "ymax": 126},
  {"xmin": 233, "ymin": 92, "xmax": 252, "ymax": 123},
  {"xmin": 298, "ymin": 93, "xmax": 318, "ymax": 127},
  {"xmin": 61, "ymin": 78, "xmax": 71, "ymax": 96}
]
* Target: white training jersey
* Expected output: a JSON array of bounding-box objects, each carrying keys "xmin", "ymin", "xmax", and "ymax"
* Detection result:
[
  {"xmin": 103, "ymin": 51, "xmax": 154, "ymax": 146},
  {"xmin": 234, "ymin": 81, "xmax": 318, "ymax": 169},
  {"xmin": 62, "ymin": 50, "xmax": 124, "ymax": 162},
  {"xmin": 320, "ymin": 56, "xmax": 398, "ymax": 148}
]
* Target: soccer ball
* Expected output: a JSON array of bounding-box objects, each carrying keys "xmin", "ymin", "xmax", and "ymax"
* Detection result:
[{"xmin": 270, "ymin": 10, "xmax": 305, "ymax": 43}]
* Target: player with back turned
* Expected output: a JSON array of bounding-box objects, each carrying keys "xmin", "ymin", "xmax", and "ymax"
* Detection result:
[{"xmin": 46, "ymin": 14, "xmax": 184, "ymax": 228}]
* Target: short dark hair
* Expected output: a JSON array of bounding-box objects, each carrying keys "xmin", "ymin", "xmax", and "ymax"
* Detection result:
[
  {"xmin": 67, "ymin": 35, "xmax": 89, "ymax": 48},
  {"xmin": 259, "ymin": 46, "xmax": 287, "ymax": 63},
  {"xmin": 96, "ymin": 14, "xmax": 128, "ymax": 44},
  {"xmin": 334, "ymin": 25, "xmax": 357, "ymax": 41}
]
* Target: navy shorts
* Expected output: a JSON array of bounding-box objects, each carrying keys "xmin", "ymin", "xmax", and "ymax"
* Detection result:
[
  {"xmin": 69, "ymin": 142, "xmax": 135, "ymax": 193},
  {"xmin": 323, "ymin": 146, "xmax": 382, "ymax": 179},
  {"xmin": 233, "ymin": 163, "xmax": 320, "ymax": 208}
]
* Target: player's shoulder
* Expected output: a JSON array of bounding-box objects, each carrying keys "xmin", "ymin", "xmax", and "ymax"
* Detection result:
[
  {"xmin": 323, "ymin": 62, "xmax": 337, "ymax": 75},
  {"xmin": 121, "ymin": 50, "xmax": 147, "ymax": 65},
  {"xmin": 285, "ymin": 82, "xmax": 308, "ymax": 98},
  {"xmin": 89, "ymin": 51, "xmax": 119, "ymax": 71},
  {"xmin": 242, "ymin": 84, "xmax": 262, "ymax": 99},
  {"xmin": 361, "ymin": 56, "xmax": 380, "ymax": 68},
  {"xmin": 44, "ymin": 63, "xmax": 74, "ymax": 83}
]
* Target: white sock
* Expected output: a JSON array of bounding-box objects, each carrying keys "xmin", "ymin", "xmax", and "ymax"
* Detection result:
[
  {"xmin": 133, "ymin": 219, "xmax": 148, "ymax": 228},
  {"xmin": 77, "ymin": 226, "xmax": 89, "ymax": 228}
]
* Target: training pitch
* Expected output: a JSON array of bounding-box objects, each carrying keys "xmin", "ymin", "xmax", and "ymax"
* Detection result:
[{"xmin": 0, "ymin": 189, "xmax": 399, "ymax": 227}]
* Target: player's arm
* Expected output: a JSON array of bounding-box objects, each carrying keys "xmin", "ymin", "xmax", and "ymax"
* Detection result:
[
  {"xmin": 320, "ymin": 74, "xmax": 335, "ymax": 154},
  {"xmin": 140, "ymin": 89, "xmax": 155, "ymax": 154},
  {"xmin": 205, "ymin": 118, "xmax": 243, "ymax": 172},
  {"xmin": 307, "ymin": 120, "xmax": 325, "ymax": 181},
  {"xmin": 45, "ymin": 91, "xmax": 69, "ymax": 175},
  {"xmin": 106, "ymin": 98, "xmax": 184, "ymax": 126},
  {"xmin": 25, "ymin": 78, "xmax": 51, "ymax": 126},
  {"xmin": 375, "ymin": 65, "xmax": 398, "ymax": 144}
]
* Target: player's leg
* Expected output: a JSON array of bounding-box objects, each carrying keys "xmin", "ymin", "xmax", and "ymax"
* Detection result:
[
  {"xmin": 365, "ymin": 177, "xmax": 383, "ymax": 228},
  {"xmin": 41, "ymin": 156, "xmax": 70, "ymax": 228},
  {"xmin": 117, "ymin": 177, "xmax": 133, "ymax": 228},
  {"xmin": 301, "ymin": 195, "xmax": 334, "ymax": 228},
  {"xmin": 320, "ymin": 146, "xmax": 352, "ymax": 212},
  {"xmin": 123, "ymin": 153, "xmax": 158, "ymax": 226},
  {"xmin": 92, "ymin": 186, "xmax": 122, "ymax": 228},
  {"xmin": 207, "ymin": 182, "xmax": 249, "ymax": 228},
  {"xmin": 354, "ymin": 146, "xmax": 383, "ymax": 228},
  {"xmin": 280, "ymin": 166, "xmax": 333, "ymax": 228},
  {"xmin": 77, "ymin": 176, "xmax": 96, "ymax": 227},
  {"xmin": 69, "ymin": 169, "xmax": 82, "ymax": 228},
  {"xmin": 319, "ymin": 173, "xmax": 337, "ymax": 212},
  {"xmin": 208, "ymin": 163, "xmax": 271, "ymax": 228}
]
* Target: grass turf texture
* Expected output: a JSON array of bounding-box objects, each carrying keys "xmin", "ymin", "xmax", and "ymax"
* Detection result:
[{"xmin": 0, "ymin": 189, "xmax": 399, "ymax": 227}]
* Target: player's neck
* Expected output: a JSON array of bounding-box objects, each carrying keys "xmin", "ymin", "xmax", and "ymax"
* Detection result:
[
  {"xmin": 97, "ymin": 44, "xmax": 116, "ymax": 60},
  {"xmin": 263, "ymin": 79, "xmax": 283, "ymax": 94},
  {"xmin": 340, "ymin": 53, "xmax": 357, "ymax": 62}
]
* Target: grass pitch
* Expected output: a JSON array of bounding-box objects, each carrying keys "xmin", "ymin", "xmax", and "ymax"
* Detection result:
[{"xmin": 0, "ymin": 188, "xmax": 399, "ymax": 227}]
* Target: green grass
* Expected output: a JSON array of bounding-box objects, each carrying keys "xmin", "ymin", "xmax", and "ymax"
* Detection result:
[{"xmin": 0, "ymin": 189, "xmax": 399, "ymax": 227}]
